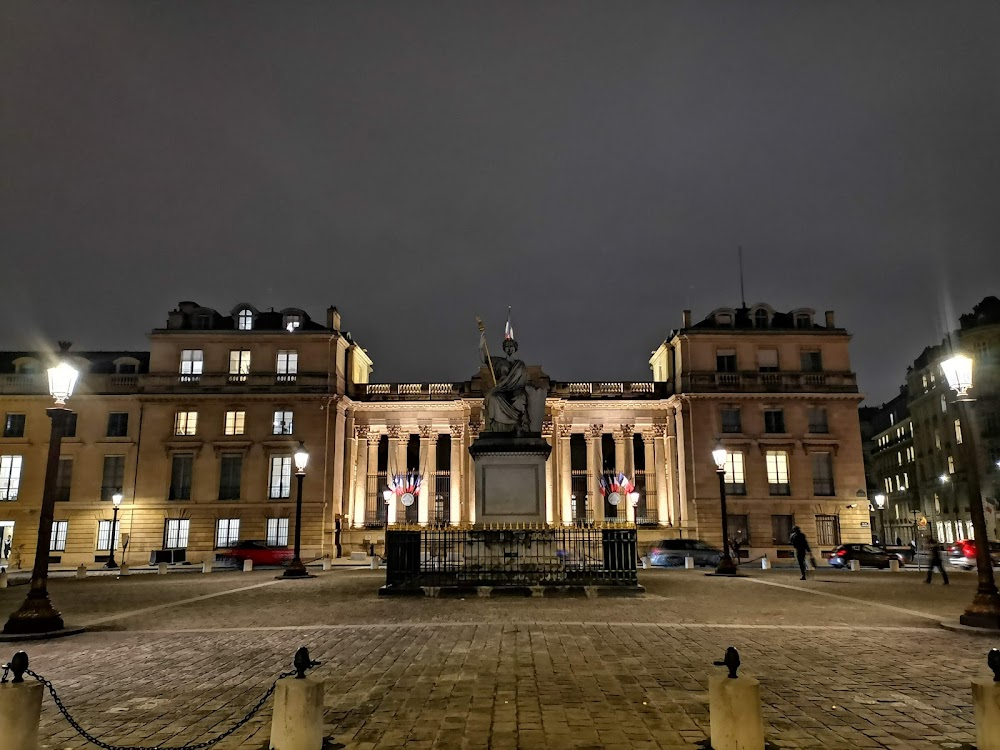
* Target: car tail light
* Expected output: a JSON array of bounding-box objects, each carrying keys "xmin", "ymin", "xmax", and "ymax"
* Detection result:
[
  {"xmin": 836, "ymin": 549, "xmax": 846, "ymax": 557},
  {"xmin": 962, "ymin": 541, "xmax": 976, "ymax": 557}
]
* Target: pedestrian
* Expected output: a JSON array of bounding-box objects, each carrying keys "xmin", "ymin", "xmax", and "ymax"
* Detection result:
[
  {"xmin": 789, "ymin": 526, "xmax": 813, "ymax": 580},
  {"xmin": 2, "ymin": 535, "xmax": 10, "ymax": 559},
  {"xmin": 895, "ymin": 536, "xmax": 902, "ymax": 547},
  {"xmin": 925, "ymin": 537, "xmax": 949, "ymax": 584}
]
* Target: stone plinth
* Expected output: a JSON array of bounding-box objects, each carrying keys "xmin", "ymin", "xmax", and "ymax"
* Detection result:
[
  {"xmin": 269, "ymin": 676, "xmax": 324, "ymax": 750},
  {"xmin": 0, "ymin": 681, "xmax": 43, "ymax": 750},
  {"xmin": 972, "ymin": 678, "xmax": 1000, "ymax": 750},
  {"xmin": 709, "ymin": 673, "xmax": 765, "ymax": 750},
  {"xmin": 469, "ymin": 433, "xmax": 551, "ymax": 527}
]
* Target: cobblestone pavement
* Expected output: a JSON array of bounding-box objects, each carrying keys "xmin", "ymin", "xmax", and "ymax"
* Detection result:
[{"xmin": 1, "ymin": 567, "xmax": 993, "ymax": 749}]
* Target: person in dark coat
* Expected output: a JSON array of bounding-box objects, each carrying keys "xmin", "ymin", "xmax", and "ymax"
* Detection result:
[
  {"xmin": 789, "ymin": 526, "xmax": 813, "ymax": 580},
  {"xmin": 925, "ymin": 538, "xmax": 949, "ymax": 584}
]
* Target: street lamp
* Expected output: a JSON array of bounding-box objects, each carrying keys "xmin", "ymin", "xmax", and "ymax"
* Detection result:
[
  {"xmin": 3, "ymin": 354, "xmax": 79, "ymax": 635},
  {"xmin": 281, "ymin": 442, "xmax": 311, "ymax": 579},
  {"xmin": 941, "ymin": 353, "xmax": 1000, "ymax": 629},
  {"xmin": 712, "ymin": 442, "xmax": 738, "ymax": 575},
  {"xmin": 874, "ymin": 493, "xmax": 887, "ymax": 550},
  {"xmin": 105, "ymin": 491, "xmax": 123, "ymax": 569}
]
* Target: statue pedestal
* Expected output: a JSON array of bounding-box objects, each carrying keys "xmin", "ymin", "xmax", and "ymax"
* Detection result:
[{"xmin": 469, "ymin": 433, "xmax": 551, "ymax": 526}]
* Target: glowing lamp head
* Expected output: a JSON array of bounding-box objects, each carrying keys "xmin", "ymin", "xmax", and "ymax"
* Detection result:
[
  {"xmin": 940, "ymin": 474, "xmax": 949, "ymax": 484},
  {"xmin": 874, "ymin": 493, "xmax": 886, "ymax": 510},
  {"xmin": 293, "ymin": 442, "xmax": 309, "ymax": 473},
  {"xmin": 112, "ymin": 491, "xmax": 123, "ymax": 507},
  {"xmin": 712, "ymin": 442, "xmax": 728, "ymax": 472},
  {"xmin": 627, "ymin": 491, "xmax": 640, "ymax": 507},
  {"xmin": 47, "ymin": 361, "xmax": 79, "ymax": 406},
  {"xmin": 382, "ymin": 489, "xmax": 393, "ymax": 503},
  {"xmin": 941, "ymin": 354, "xmax": 974, "ymax": 396}
]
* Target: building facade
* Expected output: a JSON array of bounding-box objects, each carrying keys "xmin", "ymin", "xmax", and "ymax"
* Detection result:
[
  {"xmin": 865, "ymin": 388, "xmax": 919, "ymax": 545},
  {"xmin": 0, "ymin": 300, "xmax": 869, "ymax": 570}
]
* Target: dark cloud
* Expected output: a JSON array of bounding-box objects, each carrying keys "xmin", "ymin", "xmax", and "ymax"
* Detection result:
[{"xmin": 2, "ymin": 1, "xmax": 998, "ymax": 403}]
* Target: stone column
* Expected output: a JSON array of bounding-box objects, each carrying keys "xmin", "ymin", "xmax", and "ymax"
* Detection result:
[
  {"xmin": 652, "ymin": 423, "xmax": 670, "ymax": 527},
  {"xmin": 559, "ymin": 426, "xmax": 573, "ymax": 526},
  {"xmin": 622, "ymin": 425, "xmax": 636, "ymax": 523},
  {"xmin": 388, "ymin": 426, "xmax": 405, "ymax": 524},
  {"xmin": 449, "ymin": 424, "xmax": 463, "ymax": 526},
  {"xmin": 329, "ymin": 401, "xmax": 348, "ymax": 554},
  {"xmin": 613, "ymin": 429, "xmax": 627, "ymax": 522},
  {"xmin": 344, "ymin": 421, "xmax": 358, "ymax": 526},
  {"xmin": 587, "ymin": 425, "xmax": 603, "ymax": 523},
  {"xmin": 352, "ymin": 427, "xmax": 370, "ymax": 529},
  {"xmin": 643, "ymin": 433, "xmax": 656, "ymax": 523},
  {"xmin": 418, "ymin": 427, "xmax": 436, "ymax": 526},
  {"xmin": 543, "ymin": 420, "xmax": 555, "ymax": 525},
  {"xmin": 671, "ymin": 407, "xmax": 687, "ymax": 527},
  {"xmin": 467, "ymin": 419, "xmax": 482, "ymax": 525}
]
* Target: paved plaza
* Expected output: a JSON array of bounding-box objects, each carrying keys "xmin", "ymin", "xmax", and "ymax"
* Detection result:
[{"xmin": 0, "ymin": 565, "xmax": 995, "ymax": 749}]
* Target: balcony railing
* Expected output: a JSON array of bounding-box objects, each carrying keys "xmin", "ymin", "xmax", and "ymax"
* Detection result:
[
  {"xmin": 685, "ymin": 371, "xmax": 858, "ymax": 393},
  {"xmin": 0, "ymin": 373, "xmax": 139, "ymax": 395},
  {"xmin": 141, "ymin": 372, "xmax": 330, "ymax": 392}
]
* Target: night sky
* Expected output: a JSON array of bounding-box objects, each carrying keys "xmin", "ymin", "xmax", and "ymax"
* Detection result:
[{"xmin": 2, "ymin": 2, "xmax": 998, "ymax": 404}]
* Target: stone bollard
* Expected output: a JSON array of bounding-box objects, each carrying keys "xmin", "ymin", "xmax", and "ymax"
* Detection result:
[
  {"xmin": 0, "ymin": 569, "xmax": 7, "ymax": 589},
  {"xmin": 76, "ymin": 564, "xmax": 87, "ymax": 580},
  {"xmin": 202, "ymin": 560, "xmax": 213, "ymax": 574},
  {"xmin": 761, "ymin": 558, "xmax": 771, "ymax": 570},
  {"xmin": 370, "ymin": 556, "xmax": 378, "ymax": 570},
  {"xmin": 158, "ymin": 562, "xmax": 168, "ymax": 575},
  {"xmin": 972, "ymin": 649, "xmax": 1000, "ymax": 750},
  {"xmin": 849, "ymin": 559, "xmax": 860, "ymax": 572},
  {"xmin": 269, "ymin": 648, "xmax": 324, "ymax": 750},
  {"xmin": 710, "ymin": 647, "xmax": 765, "ymax": 750},
  {"xmin": 0, "ymin": 652, "xmax": 44, "ymax": 750},
  {"xmin": 641, "ymin": 556, "xmax": 649, "ymax": 570},
  {"xmin": 119, "ymin": 563, "xmax": 129, "ymax": 576},
  {"xmin": 243, "ymin": 559, "xmax": 253, "ymax": 572},
  {"xmin": 321, "ymin": 557, "xmax": 332, "ymax": 572},
  {"xmin": 889, "ymin": 559, "xmax": 900, "ymax": 573},
  {"xmin": 684, "ymin": 556, "xmax": 695, "ymax": 570}
]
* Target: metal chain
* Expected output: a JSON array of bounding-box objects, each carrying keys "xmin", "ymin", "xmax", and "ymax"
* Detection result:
[{"xmin": 26, "ymin": 667, "xmax": 297, "ymax": 750}]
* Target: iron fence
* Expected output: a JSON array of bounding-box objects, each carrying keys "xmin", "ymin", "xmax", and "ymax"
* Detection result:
[{"xmin": 384, "ymin": 527, "xmax": 638, "ymax": 589}]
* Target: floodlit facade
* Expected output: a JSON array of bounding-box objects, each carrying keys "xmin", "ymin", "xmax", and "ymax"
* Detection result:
[{"xmin": 0, "ymin": 301, "xmax": 870, "ymax": 570}]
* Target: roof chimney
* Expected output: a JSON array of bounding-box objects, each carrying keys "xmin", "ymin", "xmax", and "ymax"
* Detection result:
[
  {"xmin": 825, "ymin": 310, "xmax": 835, "ymax": 329},
  {"xmin": 327, "ymin": 306, "xmax": 341, "ymax": 331},
  {"xmin": 682, "ymin": 310, "xmax": 692, "ymax": 328}
]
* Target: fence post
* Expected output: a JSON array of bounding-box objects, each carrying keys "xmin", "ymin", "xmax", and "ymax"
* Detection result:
[
  {"xmin": 269, "ymin": 648, "xmax": 324, "ymax": 750},
  {"xmin": 0, "ymin": 652, "xmax": 43, "ymax": 750},
  {"xmin": 709, "ymin": 648, "xmax": 765, "ymax": 750},
  {"xmin": 973, "ymin": 649, "xmax": 1000, "ymax": 750}
]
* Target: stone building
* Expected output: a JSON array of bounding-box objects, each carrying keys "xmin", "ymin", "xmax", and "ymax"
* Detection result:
[
  {"xmin": 0, "ymin": 300, "xmax": 869, "ymax": 570},
  {"xmin": 864, "ymin": 388, "xmax": 919, "ymax": 545}
]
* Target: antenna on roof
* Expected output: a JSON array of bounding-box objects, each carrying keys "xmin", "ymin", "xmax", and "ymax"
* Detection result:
[{"xmin": 738, "ymin": 246, "xmax": 746, "ymax": 308}]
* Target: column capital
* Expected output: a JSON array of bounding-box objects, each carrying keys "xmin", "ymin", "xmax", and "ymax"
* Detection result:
[
  {"xmin": 559, "ymin": 425, "xmax": 573, "ymax": 440},
  {"xmin": 450, "ymin": 423, "xmax": 465, "ymax": 440},
  {"xmin": 354, "ymin": 425, "xmax": 369, "ymax": 440},
  {"xmin": 587, "ymin": 424, "xmax": 604, "ymax": 439},
  {"xmin": 649, "ymin": 423, "xmax": 667, "ymax": 438},
  {"xmin": 541, "ymin": 419, "xmax": 554, "ymax": 437},
  {"xmin": 386, "ymin": 425, "xmax": 402, "ymax": 440},
  {"xmin": 468, "ymin": 419, "xmax": 484, "ymax": 439},
  {"xmin": 418, "ymin": 425, "xmax": 436, "ymax": 441},
  {"xmin": 620, "ymin": 423, "xmax": 634, "ymax": 438}
]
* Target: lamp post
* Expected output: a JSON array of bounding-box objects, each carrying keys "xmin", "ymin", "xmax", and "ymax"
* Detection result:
[
  {"xmin": 105, "ymin": 491, "xmax": 123, "ymax": 569},
  {"xmin": 3, "ymin": 358, "xmax": 79, "ymax": 635},
  {"xmin": 941, "ymin": 353, "xmax": 1000, "ymax": 629},
  {"xmin": 281, "ymin": 442, "xmax": 310, "ymax": 579},
  {"xmin": 712, "ymin": 442, "xmax": 738, "ymax": 575},
  {"xmin": 874, "ymin": 493, "xmax": 887, "ymax": 550}
]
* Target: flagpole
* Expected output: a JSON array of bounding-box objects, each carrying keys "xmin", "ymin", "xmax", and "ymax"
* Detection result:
[{"xmin": 476, "ymin": 317, "xmax": 498, "ymax": 387}]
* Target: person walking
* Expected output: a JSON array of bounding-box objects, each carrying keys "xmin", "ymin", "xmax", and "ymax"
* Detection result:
[
  {"xmin": 789, "ymin": 526, "xmax": 813, "ymax": 580},
  {"xmin": 925, "ymin": 538, "xmax": 949, "ymax": 584}
]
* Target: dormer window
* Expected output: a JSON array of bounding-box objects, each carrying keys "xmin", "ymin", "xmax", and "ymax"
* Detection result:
[
  {"xmin": 237, "ymin": 309, "xmax": 254, "ymax": 331},
  {"xmin": 113, "ymin": 356, "xmax": 141, "ymax": 374},
  {"xmin": 754, "ymin": 309, "xmax": 769, "ymax": 328},
  {"xmin": 716, "ymin": 313, "xmax": 733, "ymax": 326},
  {"xmin": 13, "ymin": 358, "xmax": 41, "ymax": 374},
  {"xmin": 795, "ymin": 313, "xmax": 812, "ymax": 329},
  {"xmin": 284, "ymin": 314, "xmax": 301, "ymax": 332},
  {"xmin": 194, "ymin": 314, "xmax": 211, "ymax": 329}
]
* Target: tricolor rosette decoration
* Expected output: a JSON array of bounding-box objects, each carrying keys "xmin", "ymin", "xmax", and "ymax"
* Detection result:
[
  {"xmin": 384, "ymin": 472, "xmax": 423, "ymax": 507},
  {"xmin": 599, "ymin": 472, "xmax": 640, "ymax": 507}
]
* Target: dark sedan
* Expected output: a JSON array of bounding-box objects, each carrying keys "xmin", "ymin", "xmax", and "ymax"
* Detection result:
[
  {"xmin": 828, "ymin": 544, "xmax": 904, "ymax": 569},
  {"xmin": 647, "ymin": 539, "xmax": 722, "ymax": 567}
]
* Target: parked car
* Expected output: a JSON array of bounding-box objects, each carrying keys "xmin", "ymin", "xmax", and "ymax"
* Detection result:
[
  {"xmin": 218, "ymin": 540, "xmax": 294, "ymax": 567},
  {"xmin": 946, "ymin": 539, "xmax": 1000, "ymax": 570},
  {"xmin": 828, "ymin": 544, "xmax": 904, "ymax": 569},
  {"xmin": 647, "ymin": 539, "xmax": 721, "ymax": 568}
]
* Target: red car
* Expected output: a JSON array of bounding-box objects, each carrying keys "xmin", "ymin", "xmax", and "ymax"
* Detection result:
[
  {"xmin": 946, "ymin": 539, "xmax": 1000, "ymax": 570},
  {"xmin": 219, "ymin": 540, "xmax": 294, "ymax": 567}
]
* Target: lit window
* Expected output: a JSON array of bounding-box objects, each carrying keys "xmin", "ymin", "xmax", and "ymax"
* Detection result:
[
  {"xmin": 229, "ymin": 350, "xmax": 251, "ymax": 381},
  {"xmin": 723, "ymin": 452, "xmax": 746, "ymax": 495},
  {"xmin": 237, "ymin": 309, "xmax": 254, "ymax": 331},
  {"xmin": 766, "ymin": 451, "xmax": 790, "ymax": 495},
  {"xmin": 897, "ymin": 451, "xmax": 902, "ymax": 466},
  {"xmin": 948, "ymin": 455, "xmax": 955, "ymax": 474},
  {"xmin": 0, "ymin": 455, "xmax": 23, "ymax": 501},
  {"xmin": 940, "ymin": 394, "xmax": 947, "ymax": 413},
  {"xmin": 215, "ymin": 518, "xmax": 240, "ymax": 548},
  {"xmin": 284, "ymin": 314, "xmax": 302, "ymax": 332},
  {"xmin": 3, "ymin": 414, "xmax": 26, "ymax": 438},
  {"xmin": 50, "ymin": 520, "xmax": 68, "ymax": 552},
  {"xmin": 266, "ymin": 517, "xmax": 289, "ymax": 546},
  {"xmin": 935, "ymin": 433, "xmax": 941, "ymax": 450},
  {"xmin": 224, "ymin": 410, "xmax": 246, "ymax": 436},
  {"xmin": 97, "ymin": 519, "xmax": 120, "ymax": 551},
  {"xmin": 164, "ymin": 519, "xmax": 190, "ymax": 549},
  {"xmin": 174, "ymin": 411, "xmax": 198, "ymax": 436},
  {"xmin": 922, "ymin": 375, "xmax": 928, "ymax": 389},
  {"xmin": 272, "ymin": 410, "xmax": 294, "ymax": 435},
  {"xmin": 954, "ymin": 419, "xmax": 962, "ymax": 445},
  {"xmin": 269, "ymin": 455, "xmax": 292, "ymax": 499},
  {"xmin": 179, "ymin": 350, "xmax": 204, "ymax": 381},
  {"xmin": 276, "ymin": 350, "xmax": 298, "ymax": 381}
]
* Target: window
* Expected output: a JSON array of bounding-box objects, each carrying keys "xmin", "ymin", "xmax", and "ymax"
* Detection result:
[
  {"xmin": 101, "ymin": 455, "xmax": 125, "ymax": 500},
  {"xmin": 3, "ymin": 414, "xmax": 25, "ymax": 438},
  {"xmin": 55, "ymin": 457, "xmax": 73, "ymax": 501},
  {"xmin": 0, "ymin": 455, "xmax": 22, "ymax": 500},
  {"xmin": 179, "ymin": 350, "xmax": 203, "ymax": 381},
  {"xmin": 721, "ymin": 407, "xmax": 742, "ymax": 433},
  {"xmin": 106, "ymin": 412, "xmax": 129, "ymax": 437},
  {"xmin": 922, "ymin": 374, "xmax": 928, "ymax": 389},
  {"xmin": 766, "ymin": 450, "xmax": 790, "ymax": 495},
  {"xmin": 754, "ymin": 309, "xmax": 769, "ymax": 328},
  {"xmin": 266, "ymin": 517, "xmax": 289, "ymax": 546},
  {"xmin": 284, "ymin": 314, "xmax": 302, "ymax": 331},
  {"xmin": 897, "ymin": 451, "xmax": 903, "ymax": 466},
  {"xmin": 237, "ymin": 308, "xmax": 254, "ymax": 331},
  {"xmin": 816, "ymin": 515, "xmax": 840, "ymax": 546},
  {"xmin": 948, "ymin": 455, "xmax": 955, "ymax": 474},
  {"xmin": 800, "ymin": 350, "xmax": 823, "ymax": 372},
  {"xmin": 164, "ymin": 519, "xmax": 190, "ymax": 549},
  {"xmin": 794, "ymin": 314, "xmax": 811, "ymax": 329},
  {"xmin": 97, "ymin": 520, "xmax": 120, "ymax": 551},
  {"xmin": 50, "ymin": 521, "xmax": 68, "ymax": 552},
  {"xmin": 716, "ymin": 349, "xmax": 737, "ymax": 373},
  {"xmin": 229, "ymin": 350, "xmax": 251, "ymax": 381},
  {"xmin": 63, "ymin": 413, "xmax": 78, "ymax": 438},
  {"xmin": 811, "ymin": 452, "xmax": 835, "ymax": 496},
  {"xmin": 764, "ymin": 409, "xmax": 785, "ymax": 433},
  {"xmin": 727, "ymin": 514, "xmax": 750, "ymax": 545},
  {"xmin": 170, "ymin": 454, "xmax": 194, "ymax": 500},
  {"xmin": 771, "ymin": 515, "xmax": 794, "ymax": 545},
  {"xmin": 219, "ymin": 454, "xmax": 242, "ymax": 500},
  {"xmin": 723, "ymin": 452, "xmax": 746, "ymax": 495},
  {"xmin": 269, "ymin": 456, "xmax": 292, "ymax": 499},
  {"xmin": 215, "ymin": 519, "xmax": 240, "ymax": 548},
  {"xmin": 272, "ymin": 410, "xmax": 294, "ymax": 435},
  {"xmin": 807, "ymin": 407, "xmax": 829, "ymax": 434},
  {"xmin": 116, "ymin": 361, "xmax": 137, "ymax": 374},
  {"xmin": 935, "ymin": 432, "xmax": 942, "ymax": 450},
  {"xmin": 276, "ymin": 350, "xmax": 298, "ymax": 381},
  {"xmin": 954, "ymin": 419, "xmax": 963, "ymax": 445},
  {"xmin": 756, "ymin": 349, "xmax": 778, "ymax": 372},
  {"xmin": 195, "ymin": 314, "xmax": 211, "ymax": 329},
  {"xmin": 174, "ymin": 411, "xmax": 198, "ymax": 436},
  {"xmin": 224, "ymin": 410, "xmax": 246, "ymax": 436},
  {"xmin": 940, "ymin": 394, "xmax": 947, "ymax": 413}
]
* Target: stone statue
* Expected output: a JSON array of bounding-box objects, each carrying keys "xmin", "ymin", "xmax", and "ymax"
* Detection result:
[{"xmin": 478, "ymin": 321, "xmax": 546, "ymax": 434}]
